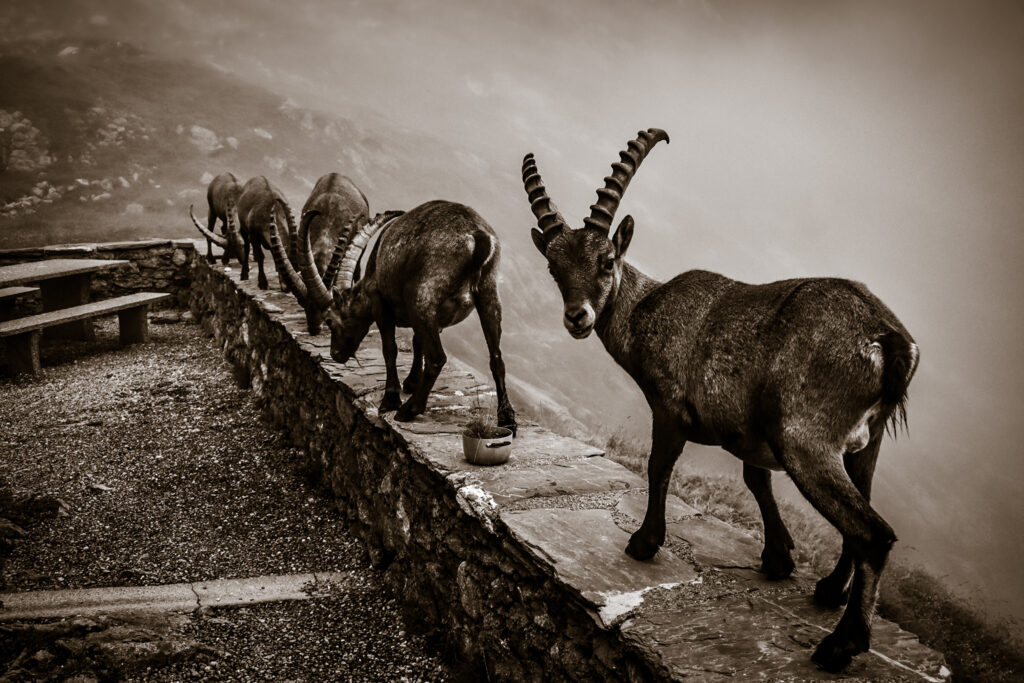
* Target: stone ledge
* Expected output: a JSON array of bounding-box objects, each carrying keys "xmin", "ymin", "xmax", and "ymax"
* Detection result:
[{"xmin": 188, "ymin": 258, "xmax": 949, "ymax": 682}]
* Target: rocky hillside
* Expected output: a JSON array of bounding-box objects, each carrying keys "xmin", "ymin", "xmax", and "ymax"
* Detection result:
[{"xmin": 0, "ymin": 38, "xmax": 475, "ymax": 245}]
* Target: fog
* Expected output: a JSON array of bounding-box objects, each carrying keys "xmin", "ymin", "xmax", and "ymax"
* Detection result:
[{"xmin": 6, "ymin": 0, "xmax": 1024, "ymax": 627}]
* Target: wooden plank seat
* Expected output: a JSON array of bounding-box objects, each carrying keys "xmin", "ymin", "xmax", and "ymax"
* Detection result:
[
  {"xmin": 0, "ymin": 292, "xmax": 172, "ymax": 376},
  {"xmin": 0, "ymin": 286, "xmax": 40, "ymax": 322}
]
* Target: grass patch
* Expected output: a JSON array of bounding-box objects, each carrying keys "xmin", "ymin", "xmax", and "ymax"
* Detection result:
[{"xmin": 603, "ymin": 432, "xmax": 1024, "ymax": 682}]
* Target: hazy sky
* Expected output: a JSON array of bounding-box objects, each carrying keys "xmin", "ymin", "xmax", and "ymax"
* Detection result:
[{"xmin": 8, "ymin": 0, "xmax": 1024, "ymax": 622}]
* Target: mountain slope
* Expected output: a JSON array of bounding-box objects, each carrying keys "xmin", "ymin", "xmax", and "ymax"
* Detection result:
[{"xmin": 0, "ymin": 36, "xmax": 644, "ymax": 437}]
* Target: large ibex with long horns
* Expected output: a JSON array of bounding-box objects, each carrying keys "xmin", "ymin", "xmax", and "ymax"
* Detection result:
[
  {"xmin": 218, "ymin": 176, "xmax": 297, "ymax": 290},
  {"xmin": 522, "ymin": 128, "xmax": 919, "ymax": 673},
  {"xmin": 189, "ymin": 172, "xmax": 242, "ymax": 265},
  {"xmin": 294, "ymin": 200, "xmax": 516, "ymax": 432},
  {"xmin": 265, "ymin": 173, "xmax": 369, "ymax": 335}
]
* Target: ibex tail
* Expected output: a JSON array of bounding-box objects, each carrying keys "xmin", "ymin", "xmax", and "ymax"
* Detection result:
[{"xmin": 878, "ymin": 329, "xmax": 919, "ymax": 435}]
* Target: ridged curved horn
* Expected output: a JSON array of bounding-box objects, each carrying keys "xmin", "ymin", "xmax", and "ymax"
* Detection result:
[
  {"xmin": 522, "ymin": 153, "xmax": 568, "ymax": 238},
  {"xmin": 278, "ymin": 197, "xmax": 299, "ymax": 266},
  {"xmin": 322, "ymin": 206, "xmax": 365, "ymax": 290},
  {"xmin": 583, "ymin": 128, "xmax": 670, "ymax": 233},
  {"xmin": 189, "ymin": 205, "xmax": 228, "ymax": 247},
  {"xmin": 266, "ymin": 216, "xmax": 308, "ymax": 303},
  {"xmin": 224, "ymin": 204, "xmax": 246, "ymax": 264},
  {"xmin": 296, "ymin": 208, "xmax": 333, "ymax": 310},
  {"xmin": 337, "ymin": 210, "xmax": 405, "ymax": 291}
]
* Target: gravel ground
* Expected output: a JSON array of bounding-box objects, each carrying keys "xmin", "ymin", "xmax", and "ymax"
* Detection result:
[
  {"xmin": 138, "ymin": 576, "xmax": 454, "ymax": 682},
  {"xmin": 0, "ymin": 317, "xmax": 457, "ymax": 680}
]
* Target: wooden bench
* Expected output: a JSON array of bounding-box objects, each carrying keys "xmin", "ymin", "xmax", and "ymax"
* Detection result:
[
  {"xmin": 0, "ymin": 286, "xmax": 40, "ymax": 321},
  {"xmin": 0, "ymin": 292, "xmax": 172, "ymax": 376}
]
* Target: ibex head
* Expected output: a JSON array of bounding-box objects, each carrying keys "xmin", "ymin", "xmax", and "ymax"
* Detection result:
[
  {"xmin": 295, "ymin": 210, "xmax": 405, "ymax": 361},
  {"xmin": 523, "ymin": 128, "xmax": 669, "ymax": 338}
]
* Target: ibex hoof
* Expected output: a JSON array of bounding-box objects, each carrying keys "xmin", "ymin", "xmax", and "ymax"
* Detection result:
[
  {"xmin": 206, "ymin": 254, "xmax": 217, "ymax": 264},
  {"xmin": 378, "ymin": 393, "xmax": 402, "ymax": 413},
  {"xmin": 812, "ymin": 628, "xmax": 867, "ymax": 673},
  {"xmin": 814, "ymin": 576, "xmax": 851, "ymax": 608},
  {"xmin": 395, "ymin": 402, "xmax": 423, "ymax": 422},
  {"xmin": 498, "ymin": 408, "xmax": 517, "ymax": 437},
  {"xmin": 625, "ymin": 531, "xmax": 661, "ymax": 561},
  {"xmin": 761, "ymin": 547, "xmax": 795, "ymax": 580}
]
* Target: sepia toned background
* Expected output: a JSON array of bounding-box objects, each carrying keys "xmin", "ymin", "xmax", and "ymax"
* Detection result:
[{"xmin": 2, "ymin": 0, "xmax": 1022, "ymax": 634}]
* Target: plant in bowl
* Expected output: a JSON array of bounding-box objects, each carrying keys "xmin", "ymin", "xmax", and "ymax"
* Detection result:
[{"xmin": 462, "ymin": 416, "xmax": 514, "ymax": 465}]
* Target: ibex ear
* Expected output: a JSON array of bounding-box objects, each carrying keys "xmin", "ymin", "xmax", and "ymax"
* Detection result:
[
  {"xmin": 612, "ymin": 215, "xmax": 634, "ymax": 259},
  {"xmin": 531, "ymin": 228, "xmax": 547, "ymax": 255}
]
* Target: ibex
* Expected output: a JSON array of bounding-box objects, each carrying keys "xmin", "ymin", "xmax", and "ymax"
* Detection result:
[
  {"xmin": 521, "ymin": 129, "xmax": 919, "ymax": 672},
  {"xmin": 189, "ymin": 172, "xmax": 242, "ymax": 264},
  {"xmin": 221, "ymin": 176, "xmax": 297, "ymax": 291},
  {"xmin": 294, "ymin": 200, "xmax": 516, "ymax": 432},
  {"xmin": 266, "ymin": 172, "xmax": 369, "ymax": 334}
]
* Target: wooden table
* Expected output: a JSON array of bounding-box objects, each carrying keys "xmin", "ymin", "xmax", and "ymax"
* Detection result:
[{"xmin": 0, "ymin": 259, "xmax": 127, "ymax": 340}]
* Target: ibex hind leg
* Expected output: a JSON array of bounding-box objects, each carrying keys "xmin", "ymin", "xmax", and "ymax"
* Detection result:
[
  {"xmin": 774, "ymin": 436, "xmax": 894, "ymax": 673},
  {"xmin": 742, "ymin": 464, "xmax": 795, "ymax": 580},
  {"xmin": 816, "ymin": 434, "xmax": 883, "ymax": 608},
  {"xmin": 252, "ymin": 241, "xmax": 269, "ymax": 290},
  {"xmin": 402, "ymin": 333, "xmax": 423, "ymax": 395},
  {"xmin": 626, "ymin": 414, "xmax": 686, "ymax": 560},
  {"xmin": 473, "ymin": 276, "xmax": 516, "ymax": 434},
  {"xmin": 240, "ymin": 236, "xmax": 251, "ymax": 281}
]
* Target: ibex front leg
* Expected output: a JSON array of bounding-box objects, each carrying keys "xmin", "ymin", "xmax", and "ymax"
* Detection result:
[
  {"xmin": 206, "ymin": 212, "xmax": 218, "ymax": 264},
  {"xmin": 743, "ymin": 464, "xmax": 795, "ymax": 579},
  {"xmin": 626, "ymin": 413, "xmax": 687, "ymax": 560},
  {"xmin": 395, "ymin": 328, "xmax": 445, "ymax": 422},
  {"xmin": 377, "ymin": 315, "xmax": 402, "ymax": 413}
]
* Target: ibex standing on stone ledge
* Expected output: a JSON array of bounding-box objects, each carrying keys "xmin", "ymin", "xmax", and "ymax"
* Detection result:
[
  {"xmin": 521, "ymin": 128, "xmax": 919, "ymax": 672},
  {"xmin": 266, "ymin": 172, "xmax": 370, "ymax": 335},
  {"xmin": 297, "ymin": 200, "xmax": 516, "ymax": 433},
  {"xmin": 225, "ymin": 176, "xmax": 298, "ymax": 291},
  {"xmin": 189, "ymin": 172, "xmax": 242, "ymax": 265}
]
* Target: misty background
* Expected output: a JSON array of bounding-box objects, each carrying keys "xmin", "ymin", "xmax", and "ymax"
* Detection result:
[{"xmin": 2, "ymin": 0, "xmax": 1022, "ymax": 631}]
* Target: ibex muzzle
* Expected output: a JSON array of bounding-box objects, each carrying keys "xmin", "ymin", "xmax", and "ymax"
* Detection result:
[{"xmin": 522, "ymin": 128, "xmax": 919, "ymax": 673}]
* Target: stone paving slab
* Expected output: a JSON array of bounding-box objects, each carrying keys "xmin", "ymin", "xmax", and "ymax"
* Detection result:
[
  {"xmin": 475, "ymin": 456, "xmax": 642, "ymax": 505},
  {"xmin": 501, "ymin": 508, "xmax": 698, "ymax": 627},
  {"xmin": 621, "ymin": 589, "xmax": 949, "ymax": 682},
  {"xmin": 0, "ymin": 572, "xmax": 351, "ymax": 620},
  {"xmin": 616, "ymin": 490, "xmax": 700, "ymax": 523}
]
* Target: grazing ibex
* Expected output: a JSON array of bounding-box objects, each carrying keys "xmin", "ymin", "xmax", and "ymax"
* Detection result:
[
  {"xmin": 266, "ymin": 173, "xmax": 370, "ymax": 334},
  {"xmin": 222, "ymin": 176, "xmax": 298, "ymax": 291},
  {"xmin": 296, "ymin": 200, "xmax": 516, "ymax": 432},
  {"xmin": 522, "ymin": 128, "xmax": 918, "ymax": 672},
  {"xmin": 189, "ymin": 172, "xmax": 242, "ymax": 264}
]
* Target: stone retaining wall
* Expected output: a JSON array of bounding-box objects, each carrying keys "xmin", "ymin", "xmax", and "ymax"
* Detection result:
[
  {"xmin": 0, "ymin": 239, "xmax": 196, "ymax": 312},
  {"xmin": 186, "ymin": 254, "xmax": 949, "ymax": 682}
]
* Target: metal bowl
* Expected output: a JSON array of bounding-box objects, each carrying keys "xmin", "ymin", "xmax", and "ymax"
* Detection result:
[{"xmin": 462, "ymin": 427, "xmax": 514, "ymax": 465}]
